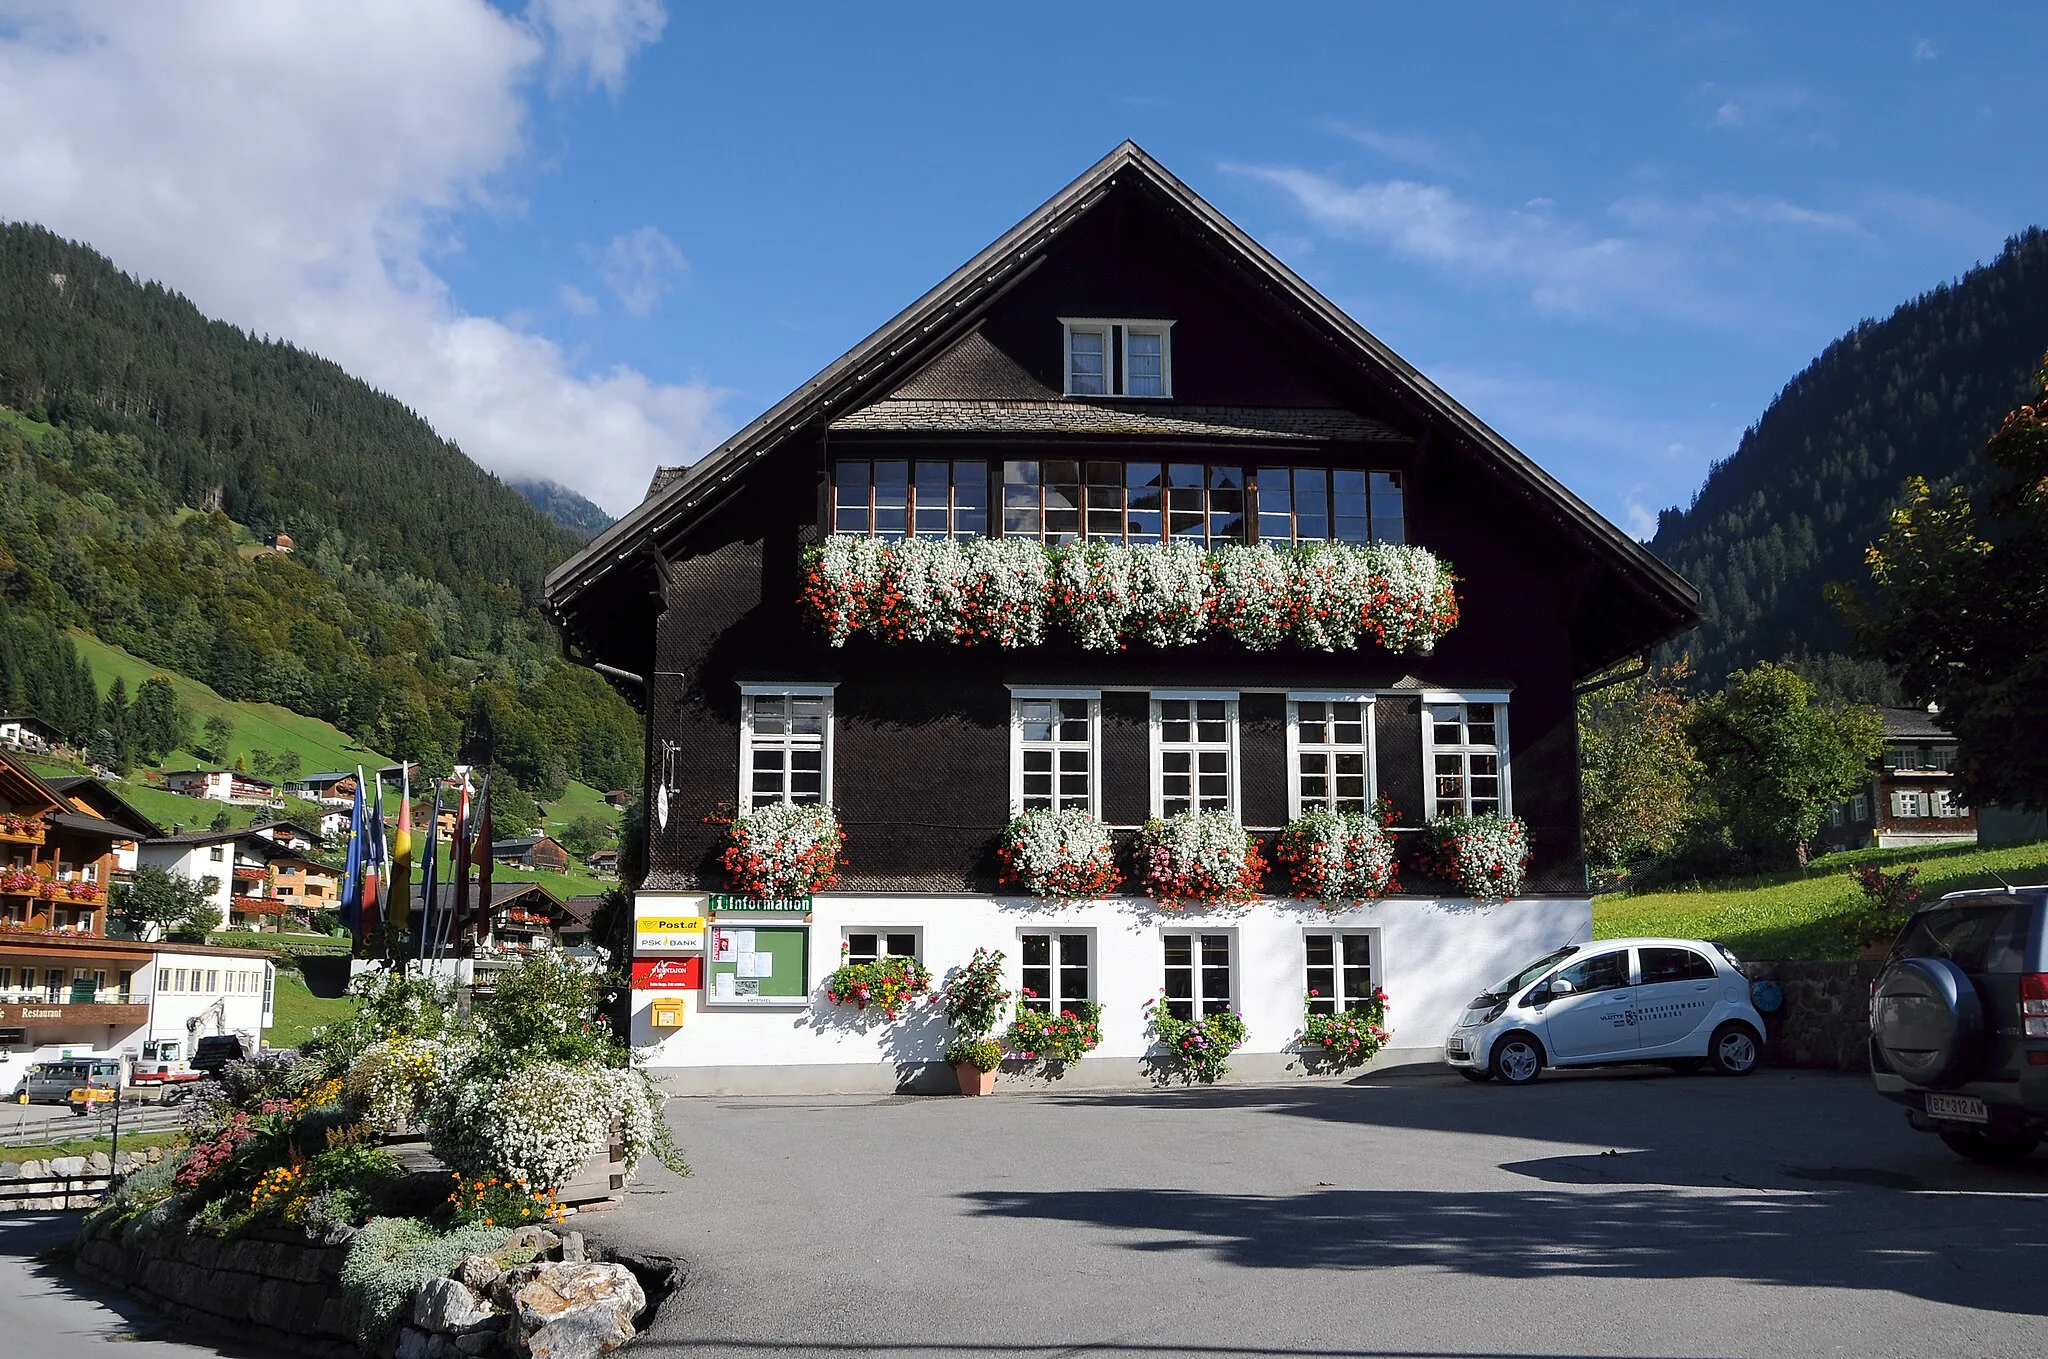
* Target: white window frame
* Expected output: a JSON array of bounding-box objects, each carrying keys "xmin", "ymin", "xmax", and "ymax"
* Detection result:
[
  {"xmin": 1008, "ymin": 687, "xmax": 1102, "ymax": 817},
  {"xmin": 737, "ymin": 683, "xmax": 837, "ymax": 809},
  {"xmin": 1016, "ymin": 928, "xmax": 1095, "ymax": 1013},
  {"xmin": 1420, "ymin": 691, "xmax": 1511, "ymax": 820},
  {"xmin": 1303, "ymin": 927, "xmax": 1381, "ymax": 1016},
  {"xmin": 1061, "ymin": 317, "xmax": 1174, "ymax": 399},
  {"xmin": 1851, "ymin": 792, "xmax": 1868, "ymax": 821},
  {"xmin": 1286, "ymin": 691, "xmax": 1377, "ymax": 819},
  {"xmin": 1160, "ymin": 927, "xmax": 1236, "ymax": 1022},
  {"xmin": 1149, "ymin": 690, "xmax": 1239, "ymax": 819},
  {"xmin": 841, "ymin": 926, "xmax": 923, "ymax": 967}
]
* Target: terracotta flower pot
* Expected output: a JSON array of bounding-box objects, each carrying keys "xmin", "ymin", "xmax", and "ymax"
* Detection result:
[{"xmin": 954, "ymin": 1062, "xmax": 997, "ymax": 1096}]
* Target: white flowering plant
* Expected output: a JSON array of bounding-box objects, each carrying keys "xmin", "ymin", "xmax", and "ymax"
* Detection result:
[
  {"xmin": 1420, "ymin": 813, "xmax": 1531, "ymax": 901},
  {"xmin": 719, "ymin": 802, "xmax": 843, "ymax": 897},
  {"xmin": 799, "ymin": 535, "xmax": 1459, "ymax": 655},
  {"xmin": 427, "ymin": 1060, "xmax": 668, "ymax": 1193},
  {"xmin": 1136, "ymin": 812, "xmax": 1266, "ymax": 908},
  {"xmin": 343, "ymin": 1037, "xmax": 446, "ymax": 1135},
  {"xmin": 997, "ymin": 808, "xmax": 1122, "ymax": 899},
  {"xmin": 1274, "ymin": 808, "xmax": 1399, "ymax": 906}
]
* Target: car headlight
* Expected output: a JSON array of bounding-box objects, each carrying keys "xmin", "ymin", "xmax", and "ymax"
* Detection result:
[{"xmin": 1477, "ymin": 998, "xmax": 1507, "ymax": 1024}]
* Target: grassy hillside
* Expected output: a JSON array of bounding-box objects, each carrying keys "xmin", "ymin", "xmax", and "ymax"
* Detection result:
[
  {"xmin": 70, "ymin": 630, "xmax": 388, "ymax": 776},
  {"xmin": 1595, "ymin": 838, "xmax": 2048, "ymax": 960}
]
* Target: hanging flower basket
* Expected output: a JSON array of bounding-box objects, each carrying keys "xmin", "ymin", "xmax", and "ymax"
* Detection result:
[
  {"xmin": 718, "ymin": 804, "xmax": 844, "ymax": 898},
  {"xmin": 822, "ymin": 950, "xmax": 934, "ymax": 1020},
  {"xmin": 1003, "ymin": 1000, "xmax": 1104, "ymax": 1071},
  {"xmin": 1275, "ymin": 808, "xmax": 1399, "ymax": 906},
  {"xmin": 1135, "ymin": 812, "xmax": 1265, "ymax": 908},
  {"xmin": 1420, "ymin": 813, "xmax": 1531, "ymax": 902},
  {"xmin": 800, "ymin": 536, "xmax": 1458, "ymax": 656},
  {"xmin": 997, "ymin": 809, "xmax": 1122, "ymax": 899},
  {"xmin": 1144, "ymin": 997, "xmax": 1248, "ymax": 1083}
]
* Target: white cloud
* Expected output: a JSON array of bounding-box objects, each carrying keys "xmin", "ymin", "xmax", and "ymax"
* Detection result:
[
  {"xmin": 1326, "ymin": 122, "xmax": 1461, "ymax": 176},
  {"xmin": 1912, "ymin": 38, "xmax": 1938, "ymax": 63},
  {"xmin": 558, "ymin": 283, "xmax": 600, "ymax": 315},
  {"xmin": 0, "ymin": 0, "xmax": 717, "ymax": 515},
  {"xmin": 599, "ymin": 225, "xmax": 687, "ymax": 316}
]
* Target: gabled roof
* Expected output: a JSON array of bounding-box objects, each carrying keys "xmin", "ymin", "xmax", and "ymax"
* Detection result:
[
  {"xmin": 46, "ymin": 775, "xmax": 166, "ymax": 839},
  {"xmin": 546, "ymin": 141, "xmax": 1697, "ymax": 641},
  {"xmin": 1880, "ymin": 706, "xmax": 1954, "ymax": 740},
  {"xmin": 141, "ymin": 829, "xmax": 286, "ymax": 856}
]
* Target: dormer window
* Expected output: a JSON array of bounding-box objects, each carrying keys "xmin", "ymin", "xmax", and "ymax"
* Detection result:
[{"xmin": 1063, "ymin": 319, "xmax": 1172, "ymax": 398}]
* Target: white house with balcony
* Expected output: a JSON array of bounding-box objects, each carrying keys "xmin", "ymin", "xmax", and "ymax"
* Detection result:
[{"xmin": 134, "ymin": 830, "xmax": 288, "ymax": 932}]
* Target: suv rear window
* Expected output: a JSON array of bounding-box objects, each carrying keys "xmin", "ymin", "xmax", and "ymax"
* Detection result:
[{"xmin": 1893, "ymin": 899, "xmax": 2033, "ymax": 974}]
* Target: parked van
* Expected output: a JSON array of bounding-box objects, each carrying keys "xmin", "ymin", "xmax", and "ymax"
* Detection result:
[{"xmin": 14, "ymin": 1058, "xmax": 120, "ymax": 1104}]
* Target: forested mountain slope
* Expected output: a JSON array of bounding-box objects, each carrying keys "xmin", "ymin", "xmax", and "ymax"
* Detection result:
[
  {"xmin": 512, "ymin": 478, "xmax": 613, "ymax": 538},
  {"xmin": 1649, "ymin": 228, "xmax": 2048, "ymax": 682},
  {"xmin": 0, "ymin": 226, "xmax": 638, "ymax": 799}
]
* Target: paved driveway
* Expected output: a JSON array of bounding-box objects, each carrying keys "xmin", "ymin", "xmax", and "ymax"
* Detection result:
[{"xmin": 596, "ymin": 1067, "xmax": 2048, "ymax": 1359}]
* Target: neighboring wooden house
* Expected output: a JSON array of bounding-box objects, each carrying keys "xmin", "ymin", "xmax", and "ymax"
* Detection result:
[
  {"xmin": 1816, "ymin": 706, "xmax": 1978, "ymax": 853},
  {"xmin": 251, "ymin": 819, "xmax": 326, "ymax": 855},
  {"xmin": 491, "ymin": 836, "xmax": 570, "ymax": 873},
  {"xmin": 603, "ymin": 790, "xmax": 631, "ymax": 809},
  {"xmin": 163, "ymin": 768, "xmax": 276, "ymax": 806},
  {"xmin": 544, "ymin": 144, "xmax": 1698, "ymax": 1091},
  {"xmin": 586, "ymin": 848, "xmax": 621, "ymax": 875},
  {"xmin": 44, "ymin": 775, "xmax": 165, "ymax": 881},
  {"xmin": 0, "ymin": 715, "xmax": 63, "ymax": 754},
  {"xmin": 267, "ymin": 853, "xmax": 341, "ymax": 915}
]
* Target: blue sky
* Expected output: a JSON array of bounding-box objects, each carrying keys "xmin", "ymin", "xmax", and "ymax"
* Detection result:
[{"xmin": 5, "ymin": 4, "xmax": 2045, "ymax": 526}]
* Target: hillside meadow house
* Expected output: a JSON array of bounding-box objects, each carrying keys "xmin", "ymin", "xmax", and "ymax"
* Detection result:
[
  {"xmin": 163, "ymin": 768, "xmax": 276, "ymax": 806},
  {"xmin": 545, "ymin": 144, "xmax": 1698, "ymax": 1091},
  {"xmin": 135, "ymin": 829, "xmax": 292, "ymax": 932},
  {"xmin": 1815, "ymin": 706, "xmax": 1978, "ymax": 853}
]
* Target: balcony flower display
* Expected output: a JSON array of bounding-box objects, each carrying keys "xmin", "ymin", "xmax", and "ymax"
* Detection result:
[
  {"xmin": 1275, "ymin": 808, "xmax": 1398, "ymax": 906},
  {"xmin": 0, "ymin": 814, "xmax": 44, "ymax": 840},
  {"xmin": 1136, "ymin": 812, "xmax": 1265, "ymax": 909},
  {"xmin": 718, "ymin": 803, "xmax": 844, "ymax": 898},
  {"xmin": 997, "ymin": 809, "xmax": 1121, "ymax": 899},
  {"xmin": 799, "ymin": 535, "xmax": 1459, "ymax": 656},
  {"xmin": 1420, "ymin": 813, "xmax": 1531, "ymax": 902}
]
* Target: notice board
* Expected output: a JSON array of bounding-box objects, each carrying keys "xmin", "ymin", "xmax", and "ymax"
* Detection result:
[{"xmin": 706, "ymin": 923, "xmax": 808, "ymax": 1005}]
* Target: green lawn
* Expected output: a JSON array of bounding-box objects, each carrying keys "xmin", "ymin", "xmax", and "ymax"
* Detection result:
[
  {"xmin": 267, "ymin": 970, "xmax": 357, "ymax": 1048},
  {"xmin": 69, "ymin": 630, "xmax": 390, "ymax": 777},
  {"xmin": 542, "ymin": 779, "xmax": 621, "ymax": 835},
  {"xmin": 0, "ymin": 405, "xmax": 55, "ymax": 444},
  {"xmin": 0, "ymin": 1130, "xmax": 183, "ymax": 1167},
  {"xmin": 1594, "ymin": 838, "xmax": 2048, "ymax": 960}
]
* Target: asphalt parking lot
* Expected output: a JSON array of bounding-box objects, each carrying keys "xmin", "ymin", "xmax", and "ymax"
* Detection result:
[{"xmin": 597, "ymin": 1066, "xmax": 2048, "ymax": 1359}]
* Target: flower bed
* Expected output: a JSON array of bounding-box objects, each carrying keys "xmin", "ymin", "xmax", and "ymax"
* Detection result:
[
  {"xmin": 1275, "ymin": 808, "xmax": 1398, "ymax": 906},
  {"xmin": 719, "ymin": 802, "xmax": 843, "ymax": 897},
  {"xmin": 1136, "ymin": 812, "xmax": 1264, "ymax": 908},
  {"xmin": 1299, "ymin": 988, "xmax": 1392, "ymax": 1068},
  {"xmin": 823, "ymin": 949, "xmax": 934, "ymax": 1020},
  {"xmin": 1003, "ymin": 1000, "xmax": 1104, "ymax": 1071},
  {"xmin": 997, "ymin": 809, "xmax": 1121, "ymax": 899},
  {"xmin": 1145, "ymin": 998, "xmax": 1248, "ymax": 1083},
  {"xmin": 801, "ymin": 536, "xmax": 1459, "ymax": 655},
  {"xmin": 1420, "ymin": 813, "xmax": 1531, "ymax": 901}
]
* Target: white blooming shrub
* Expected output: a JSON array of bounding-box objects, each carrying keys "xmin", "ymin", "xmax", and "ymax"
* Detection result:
[
  {"xmin": 1209, "ymin": 543, "xmax": 1291, "ymax": 651},
  {"xmin": 959, "ymin": 537, "xmax": 1051, "ymax": 646},
  {"xmin": 870, "ymin": 536, "xmax": 968, "ymax": 643},
  {"xmin": 1050, "ymin": 541, "xmax": 1137, "ymax": 651},
  {"xmin": 721, "ymin": 802, "xmax": 843, "ymax": 897},
  {"xmin": 1275, "ymin": 808, "xmax": 1399, "ymax": 906},
  {"xmin": 998, "ymin": 808, "xmax": 1122, "ymax": 898},
  {"xmin": 1128, "ymin": 539, "xmax": 1211, "ymax": 647},
  {"xmin": 800, "ymin": 534, "xmax": 886, "ymax": 645},
  {"xmin": 427, "ymin": 1061, "xmax": 668, "ymax": 1193},
  {"xmin": 1356, "ymin": 543, "xmax": 1460, "ymax": 655},
  {"xmin": 1422, "ymin": 813, "xmax": 1531, "ymax": 901},
  {"xmin": 1137, "ymin": 811, "xmax": 1266, "ymax": 908},
  {"xmin": 344, "ymin": 1037, "xmax": 447, "ymax": 1135}
]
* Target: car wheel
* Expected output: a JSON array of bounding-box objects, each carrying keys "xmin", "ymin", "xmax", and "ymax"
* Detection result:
[
  {"xmin": 1489, "ymin": 1034, "xmax": 1543, "ymax": 1085},
  {"xmin": 1708, "ymin": 1022, "xmax": 1761, "ymax": 1076},
  {"xmin": 1938, "ymin": 1127, "xmax": 2042, "ymax": 1165},
  {"xmin": 1458, "ymin": 1068, "xmax": 1492, "ymax": 1083}
]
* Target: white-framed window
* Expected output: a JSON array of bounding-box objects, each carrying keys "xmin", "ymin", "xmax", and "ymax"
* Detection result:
[
  {"xmin": 1851, "ymin": 792, "xmax": 1868, "ymax": 821},
  {"xmin": 843, "ymin": 928, "xmax": 920, "ymax": 966},
  {"xmin": 1304, "ymin": 930, "xmax": 1378, "ymax": 1016},
  {"xmin": 1423, "ymin": 694, "xmax": 1509, "ymax": 819},
  {"xmin": 1937, "ymin": 790, "xmax": 1969, "ymax": 819},
  {"xmin": 1288, "ymin": 693, "xmax": 1375, "ymax": 817},
  {"xmin": 208, "ymin": 845, "xmax": 225, "ymax": 862},
  {"xmin": 1010, "ymin": 689, "xmax": 1099, "ymax": 815},
  {"xmin": 1829, "ymin": 804, "xmax": 1844, "ymax": 827},
  {"xmin": 1018, "ymin": 930, "xmax": 1092, "ymax": 1013},
  {"xmin": 1062, "ymin": 318, "xmax": 1173, "ymax": 398},
  {"xmin": 1891, "ymin": 789, "xmax": 1925, "ymax": 819},
  {"xmin": 1151, "ymin": 692, "xmax": 1237, "ymax": 817},
  {"xmin": 1162, "ymin": 930, "xmax": 1233, "ymax": 1020},
  {"xmin": 738, "ymin": 683, "xmax": 835, "ymax": 809}
]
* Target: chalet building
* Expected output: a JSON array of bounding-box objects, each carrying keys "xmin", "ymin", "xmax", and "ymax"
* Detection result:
[
  {"xmin": 135, "ymin": 830, "xmax": 288, "ymax": 932},
  {"xmin": 1816, "ymin": 706, "xmax": 1977, "ymax": 853},
  {"xmin": 0, "ymin": 715, "xmax": 63, "ymax": 754},
  {"xmin": 545, "ymin": 145, "xmax": 1697, "ymax": 1092},
  {"xmin": 0, "ymin": 751, "xmax": 272, "ymax": 1088},
  {"xmin": 267, "ymin": 852, "xmax": 341, "ymax": 917},
  {"xmin": 163, "ymin": 768, "xmax": 277, "ymax": 806},
  {"xmin": 586, "ymin": 848, "xmax": 622, "ymax": 875},
  {"xmin": 491, "ymin": 835, "xmax": 570, "ymax": 873},
  {"xmin": 252, "ymin": 818, "xmax": 327, "ymax": 855},
  {"xmin": 44, "ymin": 775, "xmax": 163, "ymax": 880},
  {"xmin": 289, "ymin": 772, "xmax": 357, "ymax": 806}
]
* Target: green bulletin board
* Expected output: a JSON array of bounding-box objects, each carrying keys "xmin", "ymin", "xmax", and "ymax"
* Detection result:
[{"xmin": 707, "ymin": 924, "xmax": 809, "ymax": 1005}]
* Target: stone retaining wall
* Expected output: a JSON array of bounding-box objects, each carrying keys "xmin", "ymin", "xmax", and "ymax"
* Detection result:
[
  {"xmin": 73, "ymin": 1217, "xmax": 356, "ymax": 1358},
  {"xmin": 1741, "ymin": 959, "xmax": 1883, "ymax": 1073}
]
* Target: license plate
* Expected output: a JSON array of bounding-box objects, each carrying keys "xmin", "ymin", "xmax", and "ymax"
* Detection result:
[
  {"xmin": 1445, "ymin": 1038, "xmax": 1468, "ymax": 1059},
  {"xmin": 1925, "ymin": 1093, "xmax": 1987, "ymax": 1124}
]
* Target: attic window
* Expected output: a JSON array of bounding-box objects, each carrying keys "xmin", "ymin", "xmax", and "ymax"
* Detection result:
[{"xmin": 1063, "ymin": 319, "xmax": 1172, "ymax": 398}]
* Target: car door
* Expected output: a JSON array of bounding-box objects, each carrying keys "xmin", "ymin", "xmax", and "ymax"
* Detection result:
[
  {"xmin": 1537, "ymin": 949, "xmax": 1639, "ymax": 1060},
  {"xmin": 1633, "ymin": 946, "xmax": 1720, "ymax": 1052}
]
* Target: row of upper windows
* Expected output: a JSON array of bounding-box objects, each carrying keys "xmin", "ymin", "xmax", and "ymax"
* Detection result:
[
  {"xmin": 832, "ymin": 458, "xmax": 1405, "ymax": 547},
  {"xmin": 739, "ymin": 687, "xmax": 1507, "ymax": 824},
  {"xmin": 841, "ymin": 925, "xmax": 1375, "ymax": 1025}
]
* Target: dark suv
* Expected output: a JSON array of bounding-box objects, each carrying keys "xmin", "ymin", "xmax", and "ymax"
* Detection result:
[{"xmin": 1870, "ymin": 887, "xmax": 2047, "ymax": 1163}]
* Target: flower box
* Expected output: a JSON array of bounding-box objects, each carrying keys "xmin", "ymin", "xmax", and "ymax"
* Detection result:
[
  {"xmin": 719, "ymin": 803, "xmax": 843, "ymax": 898},
  {"xmin": 554, "ymin": 1122, "xmax": 629, "ymax": 1211},
  {"xmin": 1275, "ymin": 809, "xmax": 1398, "ymax": 906},
  {"xmin": 1420, "ymin": 814, "xmax": 1531, "ymax": 902},
  {"xmin": 0, "ymin": 817, "xmax": 45, "ymax": 846},
  {"xmin": 997, "ymin": 809, "xmax": 1121, "ymax": 899},
  {"xmin": 800, "ymin": 536, "xmax": 1459, "ymax": 656},
  {"xmin": 1135, "ymin": 813, "xmax": 1264, "ymax": 908}
]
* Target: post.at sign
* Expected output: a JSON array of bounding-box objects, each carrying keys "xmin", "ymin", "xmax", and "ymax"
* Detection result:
[{"xmin": 635, "ymin": 915, "xmax": 705, "ymax": 952}]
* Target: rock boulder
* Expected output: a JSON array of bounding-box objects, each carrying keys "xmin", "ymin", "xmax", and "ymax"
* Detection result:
[{"xmin": 515, "ymin": 1262, "xmax": 645, "ymax": 1359}]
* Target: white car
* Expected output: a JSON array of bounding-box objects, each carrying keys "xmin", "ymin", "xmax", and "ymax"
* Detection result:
[{"xmin": 1445, "ymin": 937, "xmax": 1766, "ymax": 1084}]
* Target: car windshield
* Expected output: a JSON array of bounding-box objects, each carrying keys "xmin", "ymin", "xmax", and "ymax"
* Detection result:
[{"xmin": 1482, "ymin": 946, "xmax": 1580, "ymax": 999}]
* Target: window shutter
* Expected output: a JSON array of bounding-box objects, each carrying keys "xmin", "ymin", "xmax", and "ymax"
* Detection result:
[
  {"xmin": 1100, "ymin": 691, "xmax": 1151, "ymax": 825},
  {"xmin": 1375, "ymin": 695, "xmax": 1425, "ymax": 826},
  {"xmin": 1238, "ymin": 693, "xmax": 1288, "ymax": 828}
]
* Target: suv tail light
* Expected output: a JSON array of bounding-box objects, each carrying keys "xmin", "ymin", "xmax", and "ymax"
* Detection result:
[{"xmin": 2023, "ymin": 974, "xmax": 2048, "ymax": 1039}]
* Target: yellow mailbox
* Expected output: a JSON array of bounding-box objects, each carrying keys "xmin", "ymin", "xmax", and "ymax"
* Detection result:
[{"xmin": 650, "ymin": 997, "xmax": 687, "ymax": 1029}]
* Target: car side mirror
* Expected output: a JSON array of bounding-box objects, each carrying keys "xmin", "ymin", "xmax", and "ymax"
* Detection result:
[{"xmin": 1548, "ymin": 977, "xmax": 1576, "ymax": 996}]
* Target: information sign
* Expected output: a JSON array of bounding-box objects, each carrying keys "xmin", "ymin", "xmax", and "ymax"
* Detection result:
[
  {"xmin": 708, "ymin": 894, "xmax": 812, "ymax": 915},
  {"xmin": 705, "ymin": 924, "xmax": 809, "ymax": 1005}
]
